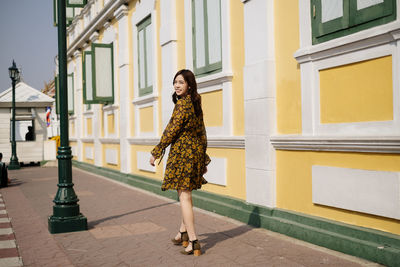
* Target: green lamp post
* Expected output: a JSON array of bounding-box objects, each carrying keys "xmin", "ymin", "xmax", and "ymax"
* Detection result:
[
  {"xmin": 8, "ymin": 61, "xmax": 20, "ymax": 170},
  {"xmin": 48, "ymin": 0, "xmax": 87, "ymax": 234}
]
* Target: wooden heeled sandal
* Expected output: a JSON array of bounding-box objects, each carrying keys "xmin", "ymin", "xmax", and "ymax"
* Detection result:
[
  {"xmin": 171, "ymin": 231, "xmax": 189, "ymax": 247},
  {"xmin": 180, "ymin": 239, "xmax": 201, "ymax": 256}
]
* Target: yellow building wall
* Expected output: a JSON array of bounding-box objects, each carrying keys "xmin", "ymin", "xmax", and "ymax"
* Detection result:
[
  {"xmin": 70, "ymin": 120, "xmax": 75, "ymax": 137},
  {"xmin": 102, "ymin": 144, "xmax": 120, "ymax": 170},
  {"xmin": 276, "ymin": 150, "xmax": 400, "ymax": 235},
  {"xmin": 131, "ymin": 145, "xmax": 164, "ymax": 180},
  {"xmin": 86, "ymin": 117, "xmax": 92, "ymax": 136},
  {"xmin": 139, "ymin": 106, "xmax": 154, "ymax": 132},
  {"xmin": 107, "ymin": 114, "xmax": 115, "ymax": 134},
  {"xmin": 320, "ymin": 56, "xmax": 393, "ymax": 123},
  {"xmin": 230, "ymin": 0, "xmax": 245, "ymax": 136},
  {"xmin": 275, "ymin": 1, "xmax": 302, "ymax": 134},
  {"xmin": 202, "ymin": 148, "xmax": 246, "ymax": 200},
  {"xmin": 131, "ymin": 145, "xmax": 246, "ymax": 200},
  {"xmin": 202, "ymin": 90, "xmax": 223, "ymax": 127},
  {"xmin": 176, "ymin": 0, "xmax": 186, "ymax": 70},
  {"xmin": 82, "ymin": 142, "xmax": 94, "ymax": 165}
]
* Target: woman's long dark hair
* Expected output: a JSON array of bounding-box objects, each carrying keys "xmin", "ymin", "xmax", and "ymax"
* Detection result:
[{"xmin": 172, "ymin": 69, "xmax": 203, "ymax": 117}]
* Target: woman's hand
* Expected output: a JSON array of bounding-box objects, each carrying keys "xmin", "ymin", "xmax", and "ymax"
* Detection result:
[
  {"xmin": 203, "ymin": 166, "xmax": 208, "ymax": 175},
  {"xmin": 150, "ymin": 155, "xmax": 156, "ymax": 166}
]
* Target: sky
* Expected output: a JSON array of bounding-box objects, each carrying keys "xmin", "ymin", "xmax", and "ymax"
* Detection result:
[{"xmin": 0, "ymin": 0, "xmax": 57, "ymax": 93}]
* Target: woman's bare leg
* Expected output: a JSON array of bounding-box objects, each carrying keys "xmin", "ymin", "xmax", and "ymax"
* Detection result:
[
  {"xmin": 174, "ymin": 220, "xmax": 187, "ymax": 241},
  {"xmin": 178, "ymin": 189, "xmax": 197, "ymax": 252}
]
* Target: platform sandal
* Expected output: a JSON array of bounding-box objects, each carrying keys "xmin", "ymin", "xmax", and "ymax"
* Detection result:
[
  {"xmin": 180, "ymin": 239, "xmax": 201, "ymax": 256},
  {"xmin": 171, "ymin": 231, "xmax": 189, "ymax": 247}
]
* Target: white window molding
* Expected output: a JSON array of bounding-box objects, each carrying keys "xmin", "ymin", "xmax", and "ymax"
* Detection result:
[
  {"xmin": 131, "ymin": 0, "xmax": 159, "ymax": 139},
  {"xmin": 131, "ymin": 0, "xmax": 159, "ymax": 100},
  {"xmin": 294, "ymin": 0, "xmax": 400, "ymax": 142},
  {"xmin": 302, "ymin": 43, "xmax": 400, "ymax": 137},
  {"xmin": 99, "ymin": 138, "xmax": 120, "ymax": 144},
  {"xmin": 184, "ymin": 0, "xmax": 233, "ymax": 137},
  {"xmin": 184, "ymin": 0, "xmax": 231, "ymax": 73},
  {"xmin": 271, "ymin": 135, "xmax": 400, "ymax": 154},
  {"xmin": 127, "ymin": 136, "xmax": 245, "ymax": 149}
]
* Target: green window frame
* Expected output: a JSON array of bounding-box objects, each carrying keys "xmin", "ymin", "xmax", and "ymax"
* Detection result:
[
  {"xmin": 311, "ymin": 0, "xmax": 396, "ymax": 44},
  {"xmin": 192, "ymin": 0, "xmax": 222, "ymax": 76},
  {"xmin": 67, "ymin": 73, "xmax": 74, "ymax": 114},
  {"xmin": 82, "ymin": 51, "xmax": 97, "ymax": 104},
  {"xmin": 91, "ymin": 43, "xmax": 115, "ymax": 104},
  {"xmin": 66, "ymin": 0, "xmax": 87, "ymax": 8},
  {"xmin": 53, "ymin": 0, "xmax": 75, "ymax": 27},
  {"xmin": 137, "ymin": 16, "xmax": 153, "ymax": 97}
]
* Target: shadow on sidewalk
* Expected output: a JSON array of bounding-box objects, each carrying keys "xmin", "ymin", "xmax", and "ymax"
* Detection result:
[
  {"xmin": 3, "ymin": 178, "xmax": 25, "ymax": 188},
  {"xmin": 199, "ymin": 207, "xmax": 261, "ymax": 253},
  {"xmin": 88, "ymin": 201, "xmax": 177, "ymax": 229}
]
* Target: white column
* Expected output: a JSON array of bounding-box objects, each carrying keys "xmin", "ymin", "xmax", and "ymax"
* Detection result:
[
  {"xmin": 160, "ymin": 0, "xmax": 178, "ymax": 129},
  {"xmin": 243, "ymin": 0, "xmax": 277, "ymax": 207},
  {"xmin": 73, "ymin": 50, "xmax": 84, "ymax": 162},
  {"xmin": 114, "ymin": 5, "xmax": 130, "ymax": 173}
]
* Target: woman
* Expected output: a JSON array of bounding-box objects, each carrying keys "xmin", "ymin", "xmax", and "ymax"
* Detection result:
[{"xmin": 150, "ymin": 69, "xmax": 210, "ymax": 256}]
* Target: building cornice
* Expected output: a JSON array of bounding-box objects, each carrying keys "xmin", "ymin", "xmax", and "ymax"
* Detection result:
[{"xmin": 67, "ymin": 0, "xmax": 128, "ymax": 57}]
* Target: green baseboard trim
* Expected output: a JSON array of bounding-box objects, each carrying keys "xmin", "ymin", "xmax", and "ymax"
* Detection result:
[{"xmin": 72, "ymin": 160, "xmax": 400, "ymax": 267}]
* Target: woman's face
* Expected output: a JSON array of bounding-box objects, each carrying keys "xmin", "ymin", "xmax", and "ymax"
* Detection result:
[{"xmin": 174, "ymin": 74, "xmax": 189, "ymax": 96}]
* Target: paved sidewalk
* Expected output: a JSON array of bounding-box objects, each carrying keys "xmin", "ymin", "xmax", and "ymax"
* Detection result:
[
  {"xmin": 0, "ymin": 166, "xmax": 382, "ymax": 267},
  {"xmin": 0, "ymin": 192, "xmax": 22, "ymax": 267}
]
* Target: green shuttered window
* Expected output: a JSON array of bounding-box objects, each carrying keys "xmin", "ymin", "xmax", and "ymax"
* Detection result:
[
  {"xmin": 53, "ymin": 0, "xmax": 75, "ymax": 27},
  {"xmin": 192, "ymin": 0, "xmax": 222, "ymax": 76},
  {"xmin": 137, "ymin": 16, "xmax": 153, "ymax": 97},
  {"xmin": 82, "ymin": 51, "xmax": 96, "ymax": 104},
  {"xmin": 311, "ymin": 0, "xmax": 396, "ymax": 44},
  {"xmin": 91, "ymin": 43, "xmax": 114, "ymax": 104}
]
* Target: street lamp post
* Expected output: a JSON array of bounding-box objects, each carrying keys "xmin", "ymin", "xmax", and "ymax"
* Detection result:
[
  {"xmin": 48, "ymin": 0, "xmax": 87, "ymax": 234},
  {"xmin": 8, "ymin": 61, "xmax": 20, "ymax": 170}
]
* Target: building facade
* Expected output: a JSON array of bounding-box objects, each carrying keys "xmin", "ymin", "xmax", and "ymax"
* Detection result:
[{"xmin": 61, "ymin": 0, "xmax": 400, "ymax": 264}]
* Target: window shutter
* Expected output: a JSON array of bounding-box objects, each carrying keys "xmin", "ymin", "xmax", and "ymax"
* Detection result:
[
  {"xmin": 83, "ymin": 51, "xmax": 98, "ymax": 104},
  {"xmin": 145, "ymin": 24, "xmax": 153, "ymax": 88},
  {"xmin": 312, "ymin": 0, "xmax": 349, "ymax": 38},
  {"xmin": 312, "ymin": 0, "xmax": 396, "ymax": 44},
  {"xmin": 350, "ymin": 0, "xmax": 394, "ymax": 25},
  {"xmin": 192, "ymin": 0, "xmax": 222, "ymax": 75},
  {"xmin": 193, "ymin": 0, "xmax": 206, "ymax": 70},
  {"xmin": 137, "ymin": 17, "xmax": 153, "ymax": 96},
  {"xmin": 205, "ymin": 0, "xmax": 222, "ymax": 72},
  {"xmin": 67, "ymin": 73, "xmax": 74, "ymax": 114},
  {"xmin": 92, "ymin": 43, "xmax": 114, "ymax": 104}
]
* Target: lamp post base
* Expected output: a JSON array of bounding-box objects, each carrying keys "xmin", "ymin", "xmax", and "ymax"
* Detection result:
[
  {"xmin": 48, "ymin": 214, "xmax": 87, "ymax": 234},
  {"xmin": 8, "ymin": 160, "xmax": 20, "ymax": 170}
]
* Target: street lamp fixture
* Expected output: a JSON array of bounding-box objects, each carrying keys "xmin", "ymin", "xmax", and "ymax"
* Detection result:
[
  {"xmin": 48, "ymin": 0, "xmax": 87, "ymax": 234},
  {"xmin": 8, "ymin": 60, "xmax": 20, "ymax": 170}
]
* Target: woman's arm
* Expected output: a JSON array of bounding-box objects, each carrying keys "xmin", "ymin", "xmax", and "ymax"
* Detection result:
[{"xmin": 151, "ymin": 99, "xmax": 188, "ymax": 160}]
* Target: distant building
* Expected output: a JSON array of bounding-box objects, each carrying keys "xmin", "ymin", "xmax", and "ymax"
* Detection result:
[
  {"xmin": 0, "ymin": 82, "xmax": 54, "ymax": 163},
  {"xmin": 58, "ymin": 1, "xmax": 400, "ymax": 265}
]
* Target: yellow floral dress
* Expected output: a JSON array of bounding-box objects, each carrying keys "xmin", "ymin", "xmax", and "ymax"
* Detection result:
[{"xmin": 151, "ymin": 94, "xmax": 210, "ymax": 191}]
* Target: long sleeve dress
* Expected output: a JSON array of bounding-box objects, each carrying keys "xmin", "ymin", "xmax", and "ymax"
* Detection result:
[{"xmin": 151, "ymin": 94, "xmax": 210, "ymax": 191}]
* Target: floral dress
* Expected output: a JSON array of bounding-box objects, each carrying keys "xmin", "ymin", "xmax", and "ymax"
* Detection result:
[{"xmin": 151, "ymin": 94, "xmax": 210, "ymax": 191}]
